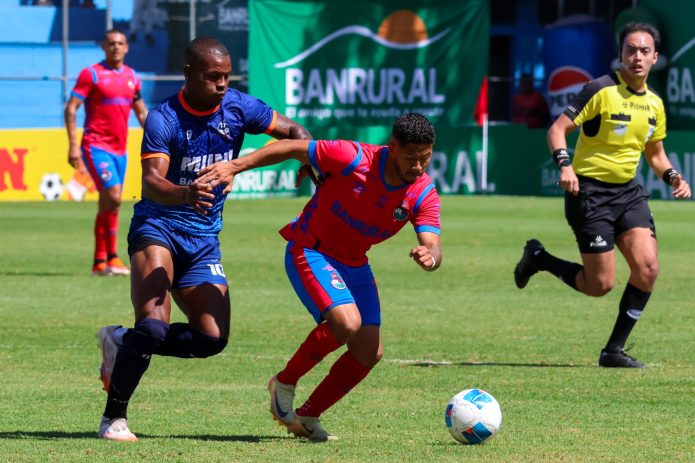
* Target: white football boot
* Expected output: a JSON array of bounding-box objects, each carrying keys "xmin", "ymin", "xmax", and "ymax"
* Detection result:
[{"xmin": 98, "ymin": 416, "xmax": 137, "ymax": 442}]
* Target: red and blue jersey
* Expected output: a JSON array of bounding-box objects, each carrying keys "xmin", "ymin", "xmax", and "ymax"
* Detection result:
[
  {"xmin": 134, "ymin": 88, "xmax": 277, "ymax": 236},
  {"xmin": 280, "ymin": 140, "xmax": 441, "ymax": 266},
  {"xmin": 71, "ymin": 61, "xmax": 141, "ymax": 155}
]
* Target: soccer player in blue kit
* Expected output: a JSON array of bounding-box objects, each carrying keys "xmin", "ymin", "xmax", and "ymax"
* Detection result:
[{"xmin": 95, "ymin": 37, "xmax": 311, "ymax": 441}]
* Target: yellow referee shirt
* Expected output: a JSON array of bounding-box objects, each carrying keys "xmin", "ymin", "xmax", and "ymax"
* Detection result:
[{"xmin": 564, "ymin": 71, "xmax": 666, "ymax": 184}]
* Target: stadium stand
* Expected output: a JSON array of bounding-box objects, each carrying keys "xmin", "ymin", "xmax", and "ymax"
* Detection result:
[{"xmin": 0, "ymin": 1, "xmax": 179, "ymax": 128}]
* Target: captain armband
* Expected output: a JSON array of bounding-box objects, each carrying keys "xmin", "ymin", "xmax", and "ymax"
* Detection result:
[
  {"xmin": 552, "ymin": 148, "xmax": 572, "ymax": 169},
  {"xmin": 662, "ymin": 168, "xmax": 679, "ymax": 186}
]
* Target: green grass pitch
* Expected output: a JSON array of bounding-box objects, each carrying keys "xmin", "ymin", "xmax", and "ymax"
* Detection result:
[{"xmin": 1, "ymin": 196, "xmax": 694, "ymax": 462}]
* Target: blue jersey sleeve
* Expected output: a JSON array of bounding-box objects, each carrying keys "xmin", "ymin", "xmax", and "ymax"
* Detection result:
[
  {"xmin": 141, "ymin": 109, "xmax": 174, "ymax": 157},
  {"xmin": 239, "ymin": 93, "xmax": 274, "ymax": 135}
]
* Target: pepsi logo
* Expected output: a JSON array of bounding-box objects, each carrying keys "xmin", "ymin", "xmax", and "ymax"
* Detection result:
[{"xmin": 547, "ymin": 66, "xmax": 593, "ymax": 118}]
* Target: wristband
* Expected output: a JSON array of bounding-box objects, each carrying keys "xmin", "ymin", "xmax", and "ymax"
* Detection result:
[
  {"xmin": 662, "ymin": 168, "xmax": 679, "ymax": 186},
  {"xmin": 552, "ymin": 148, "xmax": 571, "ymax": 169}
]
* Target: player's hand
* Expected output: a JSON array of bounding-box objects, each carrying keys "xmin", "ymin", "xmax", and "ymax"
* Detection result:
[
  {"xmin": 409, "ymin": 245, "xmax": 437, "ymax": 272},
  {"xmin": 558, "ymin": 166, "xmax": 579, "ymax": 196},
  {"xmin": 68, "ymin": 145, "xmax": 82, "ymax": 169},
  {"xmin": 197, "ymin": 161, "xmax": 237, "ymax": 195},
  {"xmin": 185, "ymin": 182, "xmax": 215, "ymax": 215},
  {"xmin": 671, "ymin": 174, "xmax": 692, "ymax": 199},
  {"xmin": 295, "ymin": 164, "xmax": 322, "ymax": 188}
]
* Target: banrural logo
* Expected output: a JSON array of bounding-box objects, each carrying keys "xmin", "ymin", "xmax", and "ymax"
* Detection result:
[
  {"xmin": 666, "ymin": 35, "xmax": 695, "ymax": 122},
  {"xmin": 274, "ymin": 10, "xmax": 450, "ymax": 119}
]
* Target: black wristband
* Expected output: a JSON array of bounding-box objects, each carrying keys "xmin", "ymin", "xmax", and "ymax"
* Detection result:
[
  {"xmin": 552, "ymin": 148, "xmax": 571, "ymax": 169},
  {"xmin": 662, "ymin": 168, "xmax": 679, "ymax": 185}
]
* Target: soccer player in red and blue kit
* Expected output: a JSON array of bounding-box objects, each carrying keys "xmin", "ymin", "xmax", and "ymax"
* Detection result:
[
  {"xmin": 199, "ymin": 113, "xmax": 442, "ymax": 441},
  {"xmin": 65, "ymin": 29, "xmax": 148, "ymax": 276}
]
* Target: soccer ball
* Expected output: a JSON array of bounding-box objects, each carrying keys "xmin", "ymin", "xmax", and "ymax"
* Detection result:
[{"xmin": 445, "ymin": 388, "xmax": 502, "ymax": 444}]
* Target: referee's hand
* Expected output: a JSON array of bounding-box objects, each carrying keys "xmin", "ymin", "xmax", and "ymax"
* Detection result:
[
  {"xmin": 558, "ymin": 166, "xmax": 579, "ymax": 196},
  {"xmin": 671, "ymin": 175, "xmax": 692, "ymax": 199}
]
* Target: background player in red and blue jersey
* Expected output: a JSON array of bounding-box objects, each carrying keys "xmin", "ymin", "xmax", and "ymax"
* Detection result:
[
  {"xmin": 94, "ymin": 37, "xmax": 311, "ymax": 441},
  {"xmin": 64, "ymin": 29, "xmax": 148, "ymax": 276},
  {"xmin": 199, "ymin": 113, "xmax": 442, "ymax": 441}
]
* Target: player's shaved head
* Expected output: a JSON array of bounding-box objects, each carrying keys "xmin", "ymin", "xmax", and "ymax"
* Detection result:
[{"xmin": 185, "ymin": 37, "xmax": 230, "ymax": 68}]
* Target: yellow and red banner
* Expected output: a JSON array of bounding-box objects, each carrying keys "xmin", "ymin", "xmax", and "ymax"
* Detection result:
[{"xmin": 0, "ymin": 128, "xmax": 144, "ymax": 201}]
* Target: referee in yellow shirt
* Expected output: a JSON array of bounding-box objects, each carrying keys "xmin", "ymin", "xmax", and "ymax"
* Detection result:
[{"xmin": 514, "ymin": 22, "xmax": 691, "ymax": 368}]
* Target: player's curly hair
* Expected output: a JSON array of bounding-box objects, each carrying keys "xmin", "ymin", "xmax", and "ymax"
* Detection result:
[
  {"xmin": 392, "ymin": 113, "xmax": 435, "ymax": 146},
  {"xmin": 619, "ymin": 22, "xmax": 660, "ymax": 52}
]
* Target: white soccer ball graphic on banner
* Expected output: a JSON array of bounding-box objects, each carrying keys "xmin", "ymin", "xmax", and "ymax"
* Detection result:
[
  {"xmin": 39, "ymin": 173, "xmax": 64, "ymax": 201},
  {"xmin": 445, "ymin": 388, "xmax": 502, "ymax": 444}
]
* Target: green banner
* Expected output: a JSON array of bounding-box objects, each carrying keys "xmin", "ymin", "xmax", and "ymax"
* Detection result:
[
  {"xmin": 248, "ymin": 0, "xmax": 488, "ymax": 131},
  {"xmin": 230, "ymin": 136, "xmax": 302, "ymax": 199},
  {"xmin": 639, "ymin": 1, "xmax": 695, "ymax": 130},
  {"xmin": 421, "ymin": 125, "xmax": 694, "ymax": 200}
]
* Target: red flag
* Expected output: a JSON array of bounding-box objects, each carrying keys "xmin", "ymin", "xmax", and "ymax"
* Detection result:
[{"xmin": 473, "ymin": 76, "xmax": 488, "ymax": 126}]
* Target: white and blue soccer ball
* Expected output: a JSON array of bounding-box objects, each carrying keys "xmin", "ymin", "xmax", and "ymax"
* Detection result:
[{"xmin": 445, "ymin": 388, "xmax": 502, "ymax": 445}]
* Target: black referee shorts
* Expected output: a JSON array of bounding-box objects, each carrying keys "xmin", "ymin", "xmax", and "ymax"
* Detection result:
[{"xmin": 564, "ymin": 176, "xmax": 655, "ymax": 254}]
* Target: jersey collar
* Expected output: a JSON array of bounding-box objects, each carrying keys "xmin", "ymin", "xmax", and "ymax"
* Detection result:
[
  {"xmin": 615, "ymin": 70, "xmax": 647, "ymax": 96},
  {"xmin": 178, "ymin": 90, "xmax": 221, "ymax": 116}
]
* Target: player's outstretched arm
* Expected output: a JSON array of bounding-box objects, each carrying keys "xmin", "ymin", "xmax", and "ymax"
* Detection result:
[
  {"xmin": 198, "ymin": 139, "xmax": 311, "ymax": 194},
  {"xmin": 645, "ymin": 140, "xmax": 692, "ymax": 199},
  {"xmin": 410, "ymin": 231, "xmax": 441, "ymax": 272},
  {"xmin": 142, "ymin": 157, "xmax": 214, "ymax": 214}
]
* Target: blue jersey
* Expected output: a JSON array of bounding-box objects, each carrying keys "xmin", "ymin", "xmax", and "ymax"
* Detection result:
[{"xmin": 133, "ymin": 89, "xmax": 276, "ymax": 236}]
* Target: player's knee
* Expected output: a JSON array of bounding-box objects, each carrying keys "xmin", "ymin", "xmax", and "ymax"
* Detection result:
[
  {"xmin": 190, "ymin": 331, "xmax": 228, "ymax": 358},
  {"xmin": 640, "ymin": 260, "xmax": 659, "ymax": 286},
  {"xmin": 332, "ymin": 321, "xmax": 360, "ymax": 345},
  {"xmin": 371, "ymin": 346, "xmax": 384, "ymax": 366},
  {"xmin": 585, "ymin": 278, "xmax": 613, "ymax": 297},
  {"xmin": 131, "ymin": 318, "xmax": 169, "ymax": 355}
]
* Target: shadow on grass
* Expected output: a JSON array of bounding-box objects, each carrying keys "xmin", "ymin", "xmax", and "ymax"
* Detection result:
[
  {"xmin": 0, "ymin": 271, "xmax": 77, "ymax": 277},
  {"xmin": 0, "ymin": 431, "xmax": 286, "ymax": 442},
  {"xmin": 408, "ymin": 360, "xmax": 588, "ymax": 368}
]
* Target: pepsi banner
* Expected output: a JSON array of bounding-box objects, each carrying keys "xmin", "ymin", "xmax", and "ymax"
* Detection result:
[
  {"xmin": 248, "ymin": 0, "xmax": 488, "ymax": 131},
  {"xmin": 543, "ymin": 19, "xmax": 614, "ymax": 119}
]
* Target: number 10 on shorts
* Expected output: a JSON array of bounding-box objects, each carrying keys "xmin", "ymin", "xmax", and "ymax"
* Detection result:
[{"xmin": 207, "ymin": 264, "xmax": 226, "ymax": 276}]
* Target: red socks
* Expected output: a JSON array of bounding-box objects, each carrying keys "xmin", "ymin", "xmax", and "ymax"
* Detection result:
[
  {"xmin": 296, "ymin": 351, "xmax": 372, "ymax": 418},
  {"xmin": 94, "ymin": 210, "xmax": 119, "ymax": 262},
  {"xmin": 277, "ymin": 322, "xmax": 341, "ymax": 386},
  {"xmin": 93, "ymin": 212, "xmax": 108, "ymax": 262},
  {"xmin": 104, "ymin": 210, "xmax": 119, "ymax": 256}
]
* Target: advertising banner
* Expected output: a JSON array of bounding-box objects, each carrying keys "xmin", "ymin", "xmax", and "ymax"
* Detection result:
[
  {"xmin": 0, "ymin": 128, "xmax": 143, "ymax": 202},
  {"xmin": 248, "ymin": 0, "xmax": 488, "ymax": 132},
  {"xmin": 639, "ymin": 1, "xmax": 695, "ymax": 130},
  {"xmin": 3, "ymin": 127, "xmax": 690, "ymax": 202},
  {"xmin": 0, "ymin": 129, "xmax": 299, "ymax": 201},
  {"xmin": 543, "ymin": 18, "xmax": 614, "ymax": 120}
]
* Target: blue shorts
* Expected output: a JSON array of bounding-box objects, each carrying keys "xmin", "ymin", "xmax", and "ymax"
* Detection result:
[
  {"xmin": 82, "ymin": 144, "xmax": 128, "ymax": 191},
  {"xmin": 284, "ymin": 242, "xmax": 381, "ymax": 326},
  {"xmin": 127, "ymin": 215, "xmax": 228, "ymax": 289}
]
